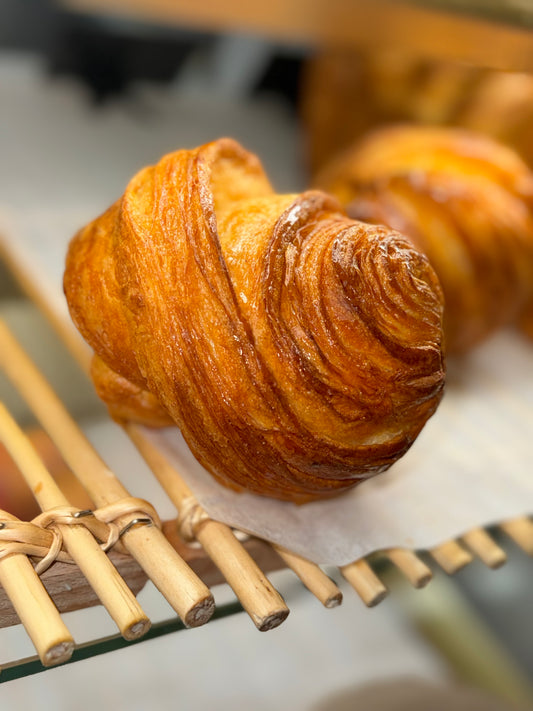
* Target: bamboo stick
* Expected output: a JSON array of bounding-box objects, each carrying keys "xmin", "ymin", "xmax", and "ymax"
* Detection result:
[
  {"xmin": 430, "ymin": 540, "xmax": 474, "ymax": 575},
  {"xmin": 0, "ymin": 511, "xmax": 74, "ymax": 665},
  {"xmin": 385, "ymin": 548, "xmax": 432, "ymax": 588},
  {"xmin": 500, "ymin": 517, "xmax": 533, "ymax": 556},
  {"xmin": 161, "ymin": 520, "xmax": 286, "ymax": 588},
  {"xmin": 0, "ymin": 403, "xmax": 150, "ymax": 640},
  {"xmin": 0, "ymin": 556, "xmax": 74, "ymax": 665},
  {"xmin": 197, "ymin": 521, "xmax": 289, "ymax": 630},
  {"xmin": 125, "ymin": 424, "xmax": 290, "ymax": 631},
  {"xmin": 340, "ymin": 559, "xmax": 388, "ymax": 607},
  {"xmin": 462, "ymin": 528, "xmax": 507, "ymax": 569},
  {"xmin": 0, "ymin": 319, "xmax": 214, "ymax": 627},
  {"xmin": 272, "ymin": 545, "xmax": 342, "ymax": 608}
]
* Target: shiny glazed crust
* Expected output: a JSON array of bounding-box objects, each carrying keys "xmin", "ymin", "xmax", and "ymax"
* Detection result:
[
  {"xmin": 317, "ymin": 126, "xmax": 533, "ymax": 354},
  {"xmin": 64, "ymin": 138, "xmax": 445, "ymax": 503}
]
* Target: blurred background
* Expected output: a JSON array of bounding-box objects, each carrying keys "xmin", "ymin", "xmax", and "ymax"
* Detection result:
[{"xmin": 1, "ymin": 1, "xmax": 533, "ymax": 709}]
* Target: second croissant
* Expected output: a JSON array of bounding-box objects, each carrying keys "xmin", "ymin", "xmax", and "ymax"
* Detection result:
[
  {"xmin": 64, "ymin": 138, "xmax": 445, "ymax": 503},
  {"xmin": 316, "ymin": 125, "xmax": 533, "ymax": 354}
]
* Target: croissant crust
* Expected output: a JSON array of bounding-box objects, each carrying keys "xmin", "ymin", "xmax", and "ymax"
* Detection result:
[{"xmin": 64, "ymin": 138, "xmax": 445, "ymax": 503}]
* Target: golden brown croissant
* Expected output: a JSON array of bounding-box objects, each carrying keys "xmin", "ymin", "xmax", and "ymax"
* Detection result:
[
  {"xmin": 64, "ymin": 138, "xmax": 445, "ymax": 503},
  {"xmin": 302, "ymin": 48, "xmax": 533, "ymax": 176},
  {"xmin": 316, "ymin": 126, "xmax": 533, "ymax": 354}
]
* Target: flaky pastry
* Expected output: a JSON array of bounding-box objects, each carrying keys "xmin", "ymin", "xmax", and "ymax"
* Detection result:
[
  {"xmin": 317, "ymin": 126, "xmax": 533, "ymax": 354},
  {"xmin": 64, "ymin": 138, "xmax": 445, "ymax": 503}
]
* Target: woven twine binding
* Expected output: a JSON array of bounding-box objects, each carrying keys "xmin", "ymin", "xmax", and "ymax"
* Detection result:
[
  {"xmin": 0, "ymin": 497, "xmax": 161, "ymax": 574},
  {"xmin": 176, "ymin": 497, "xmax": 210, "ymax": 542}
]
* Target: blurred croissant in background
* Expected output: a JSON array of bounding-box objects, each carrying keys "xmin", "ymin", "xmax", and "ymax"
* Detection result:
[
  {"xmin": 316, "ymin": 126, "xmax": 533, "ymax": 354},
  {"xmin": 301, "ymin": 47, "xmax": 533, "ymax": 177},
  {"xmin": 64, "ymin": 138, "xmax": 445, "ymax": 503}
]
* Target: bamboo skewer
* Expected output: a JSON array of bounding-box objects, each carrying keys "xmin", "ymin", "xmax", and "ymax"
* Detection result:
[
  {"xmin": 272, "ymin": 545, "xmax": 343, "ymax": 608},
  {"xmin": 0, "ymin": 511, "xmax": 75, "ymax": 666},
  {"xmin": 0, "ymin": 402, "xmax": 150, "ymax": 640},
  {"xmin": 340, "ymin": 559, "xmax": 388, "ymax": 607},
  {"xmin": 385, "ymin": 548, "xmax": 433, "ymax": 588},
  {"xmin": 0, "ymin": 319, "xmax": 214, "ymax": 628},
  {"xmin": 125, "ymin": 423, "xmax": 290, "ymax": 631},
  {"xmin": 462, "ymin": 528, "xmax": 507, "ymax": 569},
  {"xmin": 500, "ymin": 517, "xmax": 533, "ymax": 556},
  {"xmin": 0, "ymin": 556, "xmax": 74, "ymax": 665},
  {"xmin": 430, "ymin": 540, "xmax": 474, "ymax": 575},
  {"xmin": 196, "ymin": 521, "xmax": 289, "ymax": 631}
]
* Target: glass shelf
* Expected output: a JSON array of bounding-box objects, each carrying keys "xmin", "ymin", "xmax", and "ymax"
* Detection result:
[{"xmin": 0, "ymin": 601, "xmax": 244, "ymax": 683}]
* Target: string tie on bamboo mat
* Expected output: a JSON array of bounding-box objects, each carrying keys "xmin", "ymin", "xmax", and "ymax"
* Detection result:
[
  {"xmin": 176, "ymin": 497, "xmax": 210, "ymax": 542},
  {"xmin": 32, "ymin": 506, "xmax": 103, "ymax": 573},
  {"xmin": 92, "ymin": 497, "xmax": 162, "ymax": 539},
  {"xmin": 0, "ymin": 511, "xmax": 68, "ymax": 574},
  {"xmin": 0, "ymin": 498, "xmax": 162, "ymax": 574},
  {"xmin": 0, "ymin": 515, "xmax": 72, "ymax": 569}
]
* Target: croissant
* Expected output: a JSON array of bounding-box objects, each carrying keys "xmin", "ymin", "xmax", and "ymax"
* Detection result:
[
  {"xmin": 64, "ymin": 138, "xmax": 445, "ymax": 503},
  {"xmin": 302, "ymin": 47, "xmax": 533, "ymax": 176},
  {"xmin": 316, "ymin": 126, "xmax": 533, "ymax": 354}
]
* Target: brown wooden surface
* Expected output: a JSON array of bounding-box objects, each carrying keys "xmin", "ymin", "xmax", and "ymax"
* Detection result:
[{"xmin": 61, "ymin": 0, "xmax": 533, "ymax": 72}]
